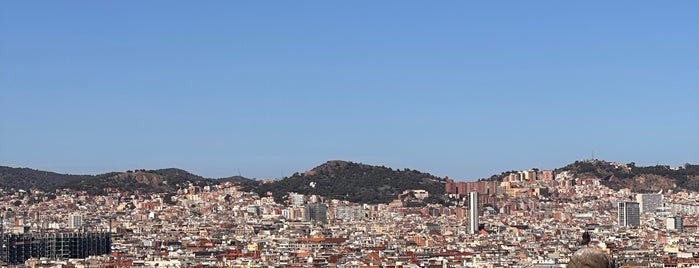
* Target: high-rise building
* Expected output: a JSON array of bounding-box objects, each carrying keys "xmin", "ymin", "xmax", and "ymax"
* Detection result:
[
  {"xmin": 667, "ymin": 216, "xmax": 683, "ymax": 232},
  {"xmin": 522, "ymin": 170, "xmax": 537, "ymax": 181},
  {"xmin": 68, "ymin": 214, "xmax": 83, "ymax": 229},
  {"xmin": 539, "ymin": 170, "xmax": 555, "ymax": 181},
  {"xmin": 289, "ymin": 193, "xmax": 305, "ymax": 207},
  {"xmin": 636, "ymin": 193, "xmax": 662, "ymax": 214},
  {"xmin": 618, "ymin": 202, "xmax": 640, "ymax": 227},
  {"xmin": 304, "ymin": 203, "xmax": 327, "ymax": 223},
  {"xmin": 445, "ymin": 178, "xmax": 457, "ymax": 194},
  {"xmin": 469, "ymin": 192, "xmax": 479, "ymax": 234}
]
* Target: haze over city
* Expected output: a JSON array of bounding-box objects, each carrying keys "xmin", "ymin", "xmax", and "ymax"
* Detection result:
[{"xmin": 1, "ymin": 2, "xmax": 697, "ymax": 180}]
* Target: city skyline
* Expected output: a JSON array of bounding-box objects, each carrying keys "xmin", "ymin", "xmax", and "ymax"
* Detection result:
[{"xmin": 2, "ymin": 2, "xmax": 698, "ymax": 180}]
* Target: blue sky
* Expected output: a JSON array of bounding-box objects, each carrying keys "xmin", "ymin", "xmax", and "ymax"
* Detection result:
[{"xmin": 1, "ymin": 2, "xmax": 697, "ymax": 180}]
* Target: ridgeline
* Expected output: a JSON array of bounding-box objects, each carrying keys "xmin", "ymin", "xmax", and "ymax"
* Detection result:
[
  {"xmin": 253, "ymin": 160, "xmax": 445, "ymax": 204},
  {"xmin": 1, "ymin": 159, "xmax": 696, "ymax": 203},
  {"xmin": 557, "ymin": 160, "xmax": 699, "ymax": 193}
]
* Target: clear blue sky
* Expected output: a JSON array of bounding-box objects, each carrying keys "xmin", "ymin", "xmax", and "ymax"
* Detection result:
[{"xmin": 1, "ymin": 2, "xmax": 697, "ymax": 181}]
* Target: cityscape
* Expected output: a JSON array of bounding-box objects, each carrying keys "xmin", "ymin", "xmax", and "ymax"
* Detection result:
[
  {"xmin": 1, "ymin": 160, "xmax": 698, "ymax": 267},
  {"xmin": 2, "ymin": 1, "xmax": 697, "ymax": 268}
]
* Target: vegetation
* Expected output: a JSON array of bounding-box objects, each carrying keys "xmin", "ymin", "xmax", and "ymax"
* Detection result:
[
  {"xmin": 2, "ymin": 160, "xmax": 696, "ymax": 201},
  {"xmin": 253, "ymin": 160, "xmax": 445, "ymax": 204},
  {"xmin": 480, "ymin": 170, "xmax": 519, "ymax": 182},
  {"xmin": 0, "ymin": 166, "xmax": 93, "ymax": 191},
  {"xmin": 559, "ymin": 160, "xmax": 699, "ymax": 193},
  {"xmin": 0, "ymin": 166, "xmax": 248, "ymax": 195}
]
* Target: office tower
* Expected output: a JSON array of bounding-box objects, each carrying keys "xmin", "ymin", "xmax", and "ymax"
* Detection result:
[
  {"xmin": 618, "ymin": 201, "xmax": 640, "ymax": 227},
  {"xmin": 304, "ymin": 203, "xmax": 327, "ymax": 223},
  {"xmin": 469, "ymin": 192, "xmax": 479, "ymax": 234},
  {"xmin": 68, "ymin": 214, "xmax": 83, "ymax": 229},
  {"xmin": 636, "ymin": 193, "xmax": 662, "ymax": 214}
]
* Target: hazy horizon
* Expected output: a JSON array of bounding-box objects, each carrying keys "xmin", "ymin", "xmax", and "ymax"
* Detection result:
[{"xmin": 2, "ymin": 2, "xmax": 697, "ymax": 181}]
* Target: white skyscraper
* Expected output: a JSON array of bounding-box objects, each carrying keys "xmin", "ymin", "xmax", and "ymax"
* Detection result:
[{"xmin": 469, "ymin": 192, "xmax": 479, "ymax": 234}]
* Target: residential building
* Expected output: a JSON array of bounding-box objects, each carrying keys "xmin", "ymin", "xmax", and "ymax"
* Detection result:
[
  {"xmin": 636, "ymin": 193, "xmax": 662, "ymax": 214},
  {"xmin": 304, "ymin": 203, "xmax": 327, "ymax": 223}
]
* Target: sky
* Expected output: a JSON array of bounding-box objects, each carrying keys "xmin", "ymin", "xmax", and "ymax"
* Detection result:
[{"xmin": 1, "ymin": 2, "xmax": 697, "ymax": 181}]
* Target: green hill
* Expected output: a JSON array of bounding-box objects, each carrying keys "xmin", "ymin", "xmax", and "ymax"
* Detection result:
[
  {"xmin": 0, "ymin": 166, "xmax": 242, "ymax": 195},
  {"xmin": 253, "ymin": 160, "xmax": 445, "ymax": 204},
  {"xmin": 0, "ymin": 166, "xmax": 92, "ymax": 191}
]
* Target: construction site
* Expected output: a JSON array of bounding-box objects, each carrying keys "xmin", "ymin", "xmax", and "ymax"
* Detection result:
[{"xmin": 0, "ymin": 232, "xmax": 111, "ymax": 265}]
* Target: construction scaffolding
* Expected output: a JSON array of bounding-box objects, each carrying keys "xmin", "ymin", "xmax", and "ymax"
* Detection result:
[{"xmin": 0, "ymin": 232, "xmax": 111, "ymax": 265}]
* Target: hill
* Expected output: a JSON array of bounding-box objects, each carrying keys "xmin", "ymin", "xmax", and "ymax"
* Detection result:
[
  {"xmin": 557, "ymin": 160, "xmax": 699, "ymax": 193},
  {"xmin": 0, "ymin": 166, "xmax": 246, "ymax": 195},
  {"xmin": 62, "ymin": 168, "xmax": 222, "ymax": 195},
  {"xmin": 3, "ymin": 159, "xmax": 695, "ymax": 201},
  {"xmin": 219, "ymin": 175, "xmax": 259, "ymax": 191},
  {"xmin": 253, "ymin": 160, "xmax": 445, "ymax": 204},
  {"xmin": 0, "ymin": 166, "xmax": 93, "ymax": 191}
]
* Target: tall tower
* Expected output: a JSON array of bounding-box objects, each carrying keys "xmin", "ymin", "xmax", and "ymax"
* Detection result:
[
  {"xmin": 469, "ymin": 192, "xmax": 479, "ymax": 234},
  {"xmin": 618, "ymin": 201, "xmax": 640, "ymax": 227}
]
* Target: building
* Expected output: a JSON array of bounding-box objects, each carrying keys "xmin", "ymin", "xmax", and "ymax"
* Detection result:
[
  {"xmin": 448, "ymin": 181, "xmax": 498, "ymax": 197},
  {"xmin": 522, "ymin": 170, "xmax": 537, "ymax": 181},
  {"xmin": 304, "ymin": 203, "xmax": 327, "ymax": 224},
  {"xmin": 0, "ymin": 232, "xmax": 111, "ymax": 265},
  {"xmin": 68, "ymin": 214, "xmax": 83, "ymax": 229},
  {"xmin": 636, "ymin": 193, "xmax": 662, "ymax": 214},
  {"xmin": 334, "ymin": 206, "xmax": 364, "ymax": 221},
  {"xmin": 469, "ymin": 192, "xmax": 479, "ymax": 234},
  {"xmin": 445, "ymin": 178, "xmax": 457, "ymax": 194},
  {"xmin": 618, "ymin": 201, "xmax": 640, "ymax": 227},
  {"xmin": 667, "ymin": 216, "xmax": 683, "ymax": 232},
  {"xmin": 539, "ymin": 170, "xmax": 555, "ymax": 181},
  {"xmin": 289, "ymin": 193, "xmax": 305, "ymax": 207}
]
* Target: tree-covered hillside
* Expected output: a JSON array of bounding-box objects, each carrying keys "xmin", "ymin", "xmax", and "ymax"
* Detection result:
[{"xmin": 253, "ymin": 160, "xmax": 445, "ymax": 204}]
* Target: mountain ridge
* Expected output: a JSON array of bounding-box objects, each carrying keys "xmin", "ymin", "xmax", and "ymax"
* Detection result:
[{"xmin": 1, "ymin": 159, "xmax": 697, "ymax": 201}]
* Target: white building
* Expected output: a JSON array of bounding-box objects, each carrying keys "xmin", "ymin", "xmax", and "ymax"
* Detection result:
[
  {"xmin": 667, "ymin": 216, "xmax": 683, "ymax": 232},
  {"xmin": 68, "ymin": 214, "xmax": 83, "ymax": 229},
  {"xmin": 289, "ymin": 193, "xmax": 305, "ymax": 207},
  {"xmin": 636, "ymin": 193, "xmax": 662, "ymax": 214},
  {"xmin": 469, "ymin": 192, "xmax": 479, "ymax": 234}
]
